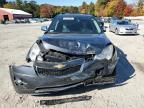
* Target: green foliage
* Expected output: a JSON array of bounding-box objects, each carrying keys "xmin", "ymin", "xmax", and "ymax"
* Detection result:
[
  {"xmin": 15, "ymin": 0, "xmax": 23, "ymax": 9},
  {"xmin": 23, "ymin": 1, "xmax": 40, "ymax": 17},
  {"xmin": 104, "ymin": 0, "xmax": 118, "ymax": 17},
  {"xmin": 95, "ymin": 0, "xmax": 109, "ymax": 16},
  {"xmin": 138, "ymin": 0, "xmax": 144, "ymax": 7},
  {"xmin": 54, "ymin": 6, "xmax": 79, "ymax": 15},
  {"xmin": 88, "ymin": 2, "xmax": 95, "ymax": 15},
  {"xmin": 79, "ymin": 2, "xmax": 95, "ymax": 15},
  {"xmin": 137, "ymin": 0, "xmax": 144, "ymax": 15},
  {"xmin": 79, "ymin": 2, "xmax": 88, "ymax": 14},
  {"xmin": 3, "ymin": 2, "xmax": 16, "ymax": 9},
  {"xmin": 97, "ymin": 0, "xmax": 109, "ymax": 6},
  {"xmin": 96, "ymin": 0, "xmax": 129, "ymax": 17},
  {"xmin": 0, "ymin": 0, "xmax": 6, "ymax": 7},
  {"xmin": 0, "ymin": 0, "xmax": 3, "ymax": 7}
]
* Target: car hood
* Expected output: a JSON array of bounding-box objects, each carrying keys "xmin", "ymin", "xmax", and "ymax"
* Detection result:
[
  {"xmin": 40, "ymin": 33, "xmax": 111, "ymax": 55},
  {"xmin": 118, "ymin": 24, "xmax": 136, "ymax": 28}
]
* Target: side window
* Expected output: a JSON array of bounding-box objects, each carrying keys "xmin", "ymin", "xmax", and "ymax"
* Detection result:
[
  {"xmin": 92, "ymin": 19, "xmax": 101, "ymax": 33},
  {"xmin": 48, "ymin": 18, "xmax": 60, "ymax": 32}
]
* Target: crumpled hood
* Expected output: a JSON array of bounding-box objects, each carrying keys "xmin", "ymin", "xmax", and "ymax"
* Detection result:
[{"xmin": 40, "ymin": 33, "xmax": 111, "ymax": 55}]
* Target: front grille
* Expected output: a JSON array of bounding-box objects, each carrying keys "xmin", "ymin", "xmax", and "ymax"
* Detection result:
[
  {"xmin": 37, "ymin": 65, "xmax": 81, "ymax": 76},
  {"xmin": 126, "ymin": 28, "xmax": 133, "ymax": 30}
]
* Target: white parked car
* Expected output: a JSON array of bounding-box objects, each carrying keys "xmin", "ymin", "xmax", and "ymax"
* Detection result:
[
  {"xmin": 109, "ymin": 20, "xmax": 138, "ymax": 35},
  {"xmin": 29, "ymin": 18, "xmax": 37, "ymax": 23}
]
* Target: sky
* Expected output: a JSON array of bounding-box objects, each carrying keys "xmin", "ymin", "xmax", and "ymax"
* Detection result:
[{"xmin": 7, "ymin": 0, "xmax": 137, "ymax": 6}]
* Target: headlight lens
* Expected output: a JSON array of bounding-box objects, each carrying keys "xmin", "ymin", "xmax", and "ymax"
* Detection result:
[
  {"xmin": 26, "ymin": 43, "xmax": 40, "ymax": 62},
  {"xmin": 94, "ymin": 45, "xmax": 113, "ymax": 60}
]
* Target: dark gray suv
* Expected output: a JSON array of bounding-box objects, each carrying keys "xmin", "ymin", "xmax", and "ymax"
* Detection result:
[{"xmin": 9, "ymin": 14, "xmax": 118, "ymax": 94}]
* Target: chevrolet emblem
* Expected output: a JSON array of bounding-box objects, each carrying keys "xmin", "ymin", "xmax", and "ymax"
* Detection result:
[{"xmin": 54, "ymin": 64, "xmax": 66, "ymax": 69}]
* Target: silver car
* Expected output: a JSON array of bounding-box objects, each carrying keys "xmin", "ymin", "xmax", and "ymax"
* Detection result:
[{"xmin": 109, "ymin": 20, "xmax": 138, "ymax": 35}]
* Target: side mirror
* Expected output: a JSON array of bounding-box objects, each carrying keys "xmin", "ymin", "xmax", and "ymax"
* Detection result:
[{"xmin": 41, "ymin": 26, "xmax": 48, "ymax": 31}]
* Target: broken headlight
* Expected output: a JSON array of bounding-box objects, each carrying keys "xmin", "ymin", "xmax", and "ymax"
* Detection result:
[
  {"xmin": 94, "ymin": 45, "xmax": 113, "ymax": 60},
  {"xmin": 26, "ymin": 42, "xmax": 40, "ymax": 62}
]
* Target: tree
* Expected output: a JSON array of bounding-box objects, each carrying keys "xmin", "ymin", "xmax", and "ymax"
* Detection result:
[
  {"xmin": 80, "ymin": 2, "xmax": 88, "ymax": 14},
  {"xmin": 114, "ymin": 0, "xmax": 126, "ymax": 17},
  {"xmin": 3, "ymin": 2, "xmax": 16, "ymax": 9},
  {"xmin": 40, "ymin": 4, "xmax": 54, "ymax": 18},
  {"xmin": 137, "ymin": 0, "xmax": 144, "ymax": 15},
  {"xmin": 104, "ymin": 0, "xmax": 118, "ymax": 17},
  {"xmin": 15, "ymin": 0, "xmax": 23, "ymax": 9},
  {"xmin": 95, "ymin": 0, "xmax": 109, "ymax": 16},
  {"xmin": 0, "ymin": 0, "xmax": 6, "ymax": 7},
  {"xmin": 97, "ymin": 0, "xmax": 109, "ymax": 6},
  {"xmin": 67, "ymin": 6, "xmax": 79, "ymax": 13},
  {"xmin": 89, "ymin": 2, "xmax": 95, "ymax": 15},
  {"xmin": 124, "ymin": 5, "xmax": 134, "ymax": 16},
  {"xmin": 138, "ymin": 0, "xmax": 144, "ymax": 7},
  {"xmin": 131, "ymin": 9, "xmax": 139, "ymax": 16},
  {"xmin": 23, "ymin": 1, "xmax": 40, "ymax": 17}
]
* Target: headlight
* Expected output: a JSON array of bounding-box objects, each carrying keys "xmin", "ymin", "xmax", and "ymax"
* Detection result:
[
  {"xmin": 26, "ymin": 43, "xmax": 40, "ymax": 62},
  {"xmin": 94, "ymin": 45, "xmax": 113, "ymax": 60}
]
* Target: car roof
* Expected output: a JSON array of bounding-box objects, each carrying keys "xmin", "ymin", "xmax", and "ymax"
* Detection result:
[
  {"xmin": 56, "ymin": 13, "xmax": 93, "ymax": 18},
  {"xmin": 112, "ymin": 19, "xmax": 129, "ymax": 22}
]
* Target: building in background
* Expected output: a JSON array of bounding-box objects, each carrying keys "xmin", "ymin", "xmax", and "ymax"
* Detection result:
[{"xmin": 0, "ymin": 8, "xmax": 32, "ymax": 21}]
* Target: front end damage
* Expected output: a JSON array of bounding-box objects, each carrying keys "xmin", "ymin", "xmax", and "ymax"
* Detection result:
[{"xmin": 9, "ymin": 36, "xmax": 118, "ymax": 94}]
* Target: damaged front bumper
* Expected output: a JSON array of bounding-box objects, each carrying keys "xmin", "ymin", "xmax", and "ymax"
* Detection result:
[{"xmin": 9, "ymin": 49, "xmax": 117, "ymax": 94}]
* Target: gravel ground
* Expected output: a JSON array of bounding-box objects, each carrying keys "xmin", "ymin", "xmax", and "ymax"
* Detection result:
[{"xmin": 0, "ymin": 21, "xmax": 144, "ymax": 108}]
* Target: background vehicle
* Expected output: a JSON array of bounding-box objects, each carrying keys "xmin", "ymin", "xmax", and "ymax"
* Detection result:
[{"xmin": 109, "ymin": 20, "xmax": 138, "ymax": 35}]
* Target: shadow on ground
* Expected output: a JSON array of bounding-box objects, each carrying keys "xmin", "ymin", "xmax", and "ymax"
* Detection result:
[
  {"xmin": 115, "ymin": 48, "xmax": 135, "ymax": 84},
  {"xmin": 36, "ymin": 47, "xmax": 135, "ymax": 97},
  {"xmin": 118, "ymin": 34, "xmax": 139, "ymax": 36}
]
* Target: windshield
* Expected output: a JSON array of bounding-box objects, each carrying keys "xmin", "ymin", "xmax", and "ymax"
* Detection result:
[
  {"xmin": 117, "ymin": 21, "xmax": 130, "ymax": 25},
  {"xmin": 47, "ymin": 16, "xmax": 102, "ymax": 34}
]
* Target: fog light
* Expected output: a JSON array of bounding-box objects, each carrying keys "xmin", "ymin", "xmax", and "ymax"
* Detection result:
[{"xmin": 15, "ymin": 78, "xmax": 27, "ymax": 85}]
